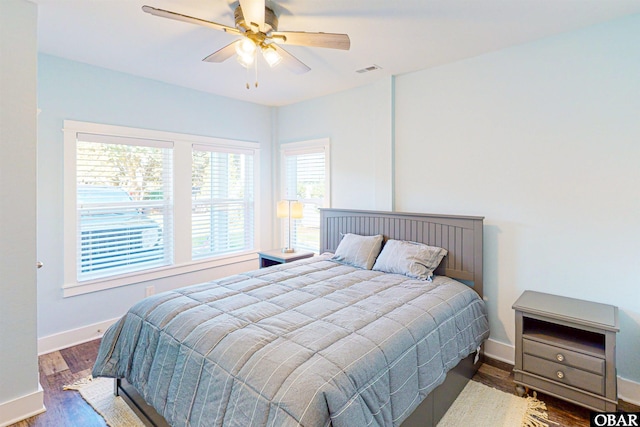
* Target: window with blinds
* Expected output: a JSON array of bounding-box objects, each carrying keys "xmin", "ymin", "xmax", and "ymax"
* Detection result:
[
  {"xmin": 75, "ymin": 133, "xmax": 173, "ymax": 281},
  {"xmin": 281, "ymin": 139, "xmax": 330, "ymax": 253},
  {"xmin": 192, "ymin": 145, "xmax": 255, "ymax": 259},
  {"xmin": 64, "ymin": 121, "xmax": 261, "ymax": 295}
]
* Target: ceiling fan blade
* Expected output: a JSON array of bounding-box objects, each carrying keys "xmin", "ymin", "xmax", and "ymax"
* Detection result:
[
  {"xmin": 272, "ymin": 31, "xmax": 350, "ymax": 50},
  {"xmin": 142, "ymin": 5, "xmax": 240, "ymax": 35},
  {"xmin": 274, "ymin": 45, "xmax": 311, "ymax": 75},
  {"xmin": 202, "ymin": 41, "xmax": 239, "ymax": 63},
  {"xmin": 239, "ymin": 0, "xmax": 265, "ymax": 31}
]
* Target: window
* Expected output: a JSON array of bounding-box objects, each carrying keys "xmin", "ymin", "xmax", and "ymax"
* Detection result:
[
  {"xmin": 280, "ymin": 139, "xmax": 330, "ymax": 253},
  {"xmin": 192, "ymin": 146, "xmax": 254, "ymax": 259},
  {"xmin": 75, "ymin": 133, "xmax": 173, "ymax": 281},
  {"xmin": 63, "ymin": 121, "xmax": 260, "ymax": 296}
]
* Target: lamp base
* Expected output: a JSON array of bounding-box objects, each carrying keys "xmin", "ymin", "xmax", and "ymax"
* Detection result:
[{"xmin": 282, "ymin": 248, "xmax": 295, "ymax": 253}]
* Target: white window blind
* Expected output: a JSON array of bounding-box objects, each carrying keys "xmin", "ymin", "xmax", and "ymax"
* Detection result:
[
  {"xmin": 192, "ymin": 145, "xmax": 255, "ymax": 259},
  {"xmin": 281, "ymin": 140, "xmax": 329, "ymax": 253},
  {"xmin": 75, "ymin": 134, "xmax": 173, "ymax": 281}
]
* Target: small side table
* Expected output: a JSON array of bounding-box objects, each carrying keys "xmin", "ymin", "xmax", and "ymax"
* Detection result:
[
  {"xmin": 512, "ymin": 290, "xmax": 619, "ymax": 411},
  {"xmin": 258, "ymin": 249, "xmax": 314, "ymax": 269}
]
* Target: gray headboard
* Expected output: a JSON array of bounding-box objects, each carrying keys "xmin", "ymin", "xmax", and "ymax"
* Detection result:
[{"xmin": 320, "ymin": 208, "xmax": 484, "ymax": 297}]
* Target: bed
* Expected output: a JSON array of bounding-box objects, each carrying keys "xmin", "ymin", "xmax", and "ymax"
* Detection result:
[{"xmin": 93, "ymin": 208, "xmax": 489, "ymax": 427}]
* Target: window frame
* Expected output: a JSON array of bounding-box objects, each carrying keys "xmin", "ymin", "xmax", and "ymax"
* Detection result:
[
  {"xmin": 63, "ymin": 120, "xmax": 261, "ymax": 297},
  {"xmin": 280, "ymin": 138, "xmax": 331, "ymax": 253}
]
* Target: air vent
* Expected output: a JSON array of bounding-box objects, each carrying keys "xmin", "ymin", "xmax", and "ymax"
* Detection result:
[{"xmin": 356, "ymin": 64, "xmax": 382, "ymax": 74}]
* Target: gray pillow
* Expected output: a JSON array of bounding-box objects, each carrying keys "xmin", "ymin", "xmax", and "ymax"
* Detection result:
[
  {"xmin": 372, "ymin": 239, "xmax": 447, "ymax": 280},
  {"xmin": 331, "ymin": 233, "xmax": 384, "ymax": 270}
]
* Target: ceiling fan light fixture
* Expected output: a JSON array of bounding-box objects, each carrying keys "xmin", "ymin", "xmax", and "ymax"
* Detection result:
[
  {"xmin": 236, "ymin": 51, "xmax": 255, "ymax": 68},
  {"xmin": 262, "ymin": 46, "xmax": 282, "ymax": 68},
  {"xmin": 235, "ymin": 38, "xmax": 257, "ymax": 58}
]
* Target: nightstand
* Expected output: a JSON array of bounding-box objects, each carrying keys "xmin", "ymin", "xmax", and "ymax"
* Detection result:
[
  {"xmin": 512, "ymin": 290, "xmax": 619, "ymax": 411},
  {"xmin": 258, "ymin": 249, "xmax": 314, "ymax": 268}
]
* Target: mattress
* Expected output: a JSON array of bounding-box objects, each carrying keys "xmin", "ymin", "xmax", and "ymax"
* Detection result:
[{"xmin": 93, "ymin": 254, "xmax": 489, "ymax": 427}]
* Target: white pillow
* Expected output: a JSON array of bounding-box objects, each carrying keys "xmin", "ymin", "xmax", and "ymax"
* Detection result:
[
  {"xmin": 372, "ymin": 239, "xmax": 447, "ymax": 280},
  {"xmin": 331, "ymin": 233, "xmax": 384, "ymax": 270}
]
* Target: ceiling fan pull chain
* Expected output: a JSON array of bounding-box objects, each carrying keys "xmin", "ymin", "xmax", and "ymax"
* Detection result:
[
  {"xmin": 246, "ymin": 65, "xmax": 250, "ymax": 90},
  {"xmin": 255, "ymin": 50, "xmax": 259, "ymax": 88}
]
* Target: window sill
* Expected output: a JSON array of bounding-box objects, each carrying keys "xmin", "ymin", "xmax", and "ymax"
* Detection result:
[{"xmin": 62, "ymin": 251, "xmax": 258, "ymax": 297}]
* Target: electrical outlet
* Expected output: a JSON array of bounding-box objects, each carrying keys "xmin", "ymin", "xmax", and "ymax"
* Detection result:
[{"xmin": 145, "ymin": 285, "xmax": 155, "ymax": 297}]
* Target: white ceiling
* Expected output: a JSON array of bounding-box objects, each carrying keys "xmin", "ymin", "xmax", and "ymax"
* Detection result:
[{"xmin": 34, "ymin": 0, "xmax": 640, "ymax": 107}]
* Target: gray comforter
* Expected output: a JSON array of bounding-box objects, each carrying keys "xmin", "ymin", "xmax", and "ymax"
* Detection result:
[{"xmin": 93, "ymin": 254, "xmax": 489, "ymax": 427}]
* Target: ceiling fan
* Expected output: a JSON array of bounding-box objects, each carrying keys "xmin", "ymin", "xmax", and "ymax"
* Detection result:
[{"xmin": 142, "ymin": 0, "xmax": 351, "ymax": 88}]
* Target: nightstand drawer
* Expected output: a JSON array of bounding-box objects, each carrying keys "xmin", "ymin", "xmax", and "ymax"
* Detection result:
[
  {"xmin": 523, "ymin": 354, "xmax": 604, "ymax": 395},
  {"xmin": 523, "ymin": 338, "xmax": 604, "ymax": 375}
]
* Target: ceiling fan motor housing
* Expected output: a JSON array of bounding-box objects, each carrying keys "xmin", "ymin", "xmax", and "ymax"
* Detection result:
[{"xmin": 234, "ymin": 5, "xmax": 278, "ymax": 33}]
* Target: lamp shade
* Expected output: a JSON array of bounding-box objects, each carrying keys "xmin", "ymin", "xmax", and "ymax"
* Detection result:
[
  {"xmin": 276, "ymin": 200, "xmax": 289, "ymax": 218},
  {"xmin": 290, "ymin": 201, "xmax": 304, "ymax": 219},
  {"xmin": 276, "ymin": 200, "xmax": 304, "ymax": 219}
]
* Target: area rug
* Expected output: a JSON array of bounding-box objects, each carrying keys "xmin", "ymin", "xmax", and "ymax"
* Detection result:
[
  {"xmin": 64, "ymin": 376, "xmax": 145, "ymax": 427},
  {"xmin": 66, "ymin": 377, "xmax": 550, "ymax": 427},
  {"xmin": 438, "ymin": 380, "xmax": 550, "ymax": 427}
]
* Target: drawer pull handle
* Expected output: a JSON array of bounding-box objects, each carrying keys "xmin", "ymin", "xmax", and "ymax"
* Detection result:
[
  {"xmin": 556, "ymin": 370, "xmax": 564, "ymax": 379},
  {"xmin": 556, "ymin": 353, "xmax": 565, "ymax": 362}
]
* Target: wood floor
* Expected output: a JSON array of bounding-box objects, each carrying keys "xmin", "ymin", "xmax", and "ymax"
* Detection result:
[
  {"xmin": 10, "ymin": 340, "xmax": 639, "ymax": 426},
  {"xmin": 11, "ymin": 340, "xmax": 106, "ymax": 427}
]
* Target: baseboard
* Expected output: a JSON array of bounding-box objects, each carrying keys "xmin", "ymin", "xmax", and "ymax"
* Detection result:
[
  {"xmin": 484, "ymin": 338, "xmax": 515, "ymax": 365},
  {"xmin": 0, "ymin": 383, "xmax": 45, "ymax": 427},
  {"xmin": 484, "ymin": 338, "xmax": 640, "ymax": 406},
  {"xmin": 38, "ymin": 317, "xmax": 119, "ymax": 355},
  {"xmin": 619, "ymin": 376, "xmax": 640, "ymax": 407}
]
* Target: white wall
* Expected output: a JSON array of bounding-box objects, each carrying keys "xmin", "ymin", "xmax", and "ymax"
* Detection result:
[
  {"xmin": 277, "ymin": 14, "xmax": 640, "ymax": 388},
  {"xmin": 394, "ymin": 15, "xmax": 640, "ymax": 383},
  {"xmin": 277, "ymin": 78, "xmax": 394, "ymax": 211},
  {"xmin": 37, "ymin": 54, "xmax": 274, "ymax": 340},
  {"xmin": 0, "ymin": 0, "xmax": 44, "ymax": 424}
]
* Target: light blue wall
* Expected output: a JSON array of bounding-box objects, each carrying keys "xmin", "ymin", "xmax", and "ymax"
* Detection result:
[
  {"xmin": 277, "ymin": 15, "xmax": 640, "ymax": 387},
  {"xmin": 37, "ymin": 54, "xmax": 273, "ymax": 338},
  {"xmin": 277, "ymin": 78, "xmax": 394, "ymax": 211}
]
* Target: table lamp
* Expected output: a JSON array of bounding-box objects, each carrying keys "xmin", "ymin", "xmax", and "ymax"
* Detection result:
[{"xmin": 277, "ymin": 200, "xmax": 304, "ymax": 253}]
